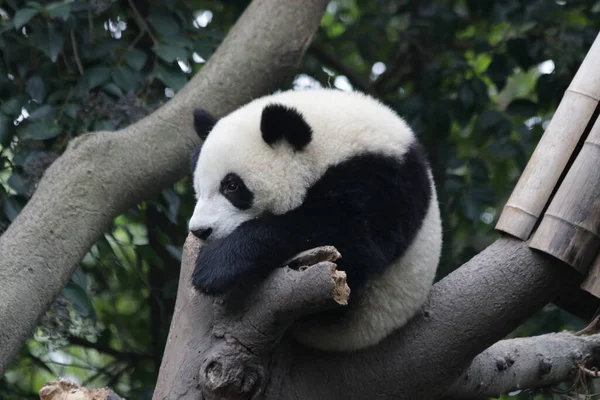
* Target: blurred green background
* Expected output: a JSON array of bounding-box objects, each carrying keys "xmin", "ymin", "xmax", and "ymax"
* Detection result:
[{"xmin": 0, "ymin": 0, "xmax": 599, "ymax": 398}]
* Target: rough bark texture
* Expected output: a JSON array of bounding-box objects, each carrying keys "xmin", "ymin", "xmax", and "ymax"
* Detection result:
[
  {"xmin": 157, "ymin": 244, "xmax": 349, "ymax": 400},
  {"xmin": 156, "ymin": 235, "xmax": 585, "ymax": 399},
  {"xmin": 0, "ymin": 0, "xmax": 329, "ymax": 375},
  {"xmin": 39, "ymin": 378, "xmax": 124, "ymax": 400},
  {"xmin": 445, "ymin": 332, "xmax": 600, "ymax": 399}
]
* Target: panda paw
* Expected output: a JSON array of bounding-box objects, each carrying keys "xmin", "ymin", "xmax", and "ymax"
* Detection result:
[
  {"xmin": 191, "ymin": 266, "xmax": 237, "ymax": 295},
  {"xmin": 191, "ymin": 247, "xmax": 242, "ymax": 295}
]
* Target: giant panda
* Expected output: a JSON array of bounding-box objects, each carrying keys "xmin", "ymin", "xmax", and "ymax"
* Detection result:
[{"xmin": 188, "ymin": 88, "xmax": 442, "ymax": 352}]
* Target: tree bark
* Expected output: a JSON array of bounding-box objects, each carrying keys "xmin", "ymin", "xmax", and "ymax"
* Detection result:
[
  {"xmin": 155, "ymin": 235, "xmax": 585, "ymax": 399},
  {"xmin": 39, "ymin": 378, "xmax": 124, "ymax": 400},
  {"xmin": 0, "ymin": 0, "xmax": 329, "ymax": 375},
  {"xmin": 445, "ymin": 332, "xmax": 600, "ymax": 399}
]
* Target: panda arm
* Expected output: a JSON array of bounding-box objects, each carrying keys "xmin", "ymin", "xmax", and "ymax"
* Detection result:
[{"xmin": 192, "ymin": 148, "xmax": 432, "ymax": 295}]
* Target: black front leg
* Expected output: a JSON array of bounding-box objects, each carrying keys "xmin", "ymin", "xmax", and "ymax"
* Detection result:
[
  {"xmin": 192, "ymin": 152, "xmax": 432, "ymax": 295},
  {"xmin": 191, "ymin": 213, "xmax": 312, "ymax": 295}
]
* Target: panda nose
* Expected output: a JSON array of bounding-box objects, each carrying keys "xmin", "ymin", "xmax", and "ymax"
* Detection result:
[{"xmin": 192, "ymin": 227, "xmax": 213, "ymax": 241}]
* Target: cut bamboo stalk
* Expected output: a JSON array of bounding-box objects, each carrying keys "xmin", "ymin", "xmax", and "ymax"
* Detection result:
[
  {"xmin": 582, "ymin": 253, "xmax": 600, "ymax": 297},
  {"xmin": 495, "ymin": 32, "xmax": 600, "ymax": 240},
  {"xmin": 530, "ymin": 115, "xmax": 600, "ymax": 274}
]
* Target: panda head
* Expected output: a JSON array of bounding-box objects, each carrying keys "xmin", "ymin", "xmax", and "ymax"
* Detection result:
[{"xmin": 189, "ymin": 102, "xmax": 314, "ymax": 242}]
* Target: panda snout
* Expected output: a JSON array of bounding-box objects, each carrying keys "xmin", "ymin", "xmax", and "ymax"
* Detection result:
[{"xmin": 192, "ymin": 227, "xmax": 213, "ymax": 241}]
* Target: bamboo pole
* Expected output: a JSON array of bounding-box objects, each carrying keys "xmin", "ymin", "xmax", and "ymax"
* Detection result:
[
  {"xmin": 582, "ymin": 253, "xmax": 600, "ymax": 297},
  {"xmin": 495, "ymin": 33, "xmax": 600, "ymax": 240},
  {"xmin": 529, "ymin": 116, "xmax": 600, "ymax": 274}
]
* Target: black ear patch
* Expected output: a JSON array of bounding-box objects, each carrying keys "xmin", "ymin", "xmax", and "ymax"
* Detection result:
[
  {"xmin": 260, "ymin": 103, "xmax": 312, "ymax": 150},
  {"xmin": 190, "ymin": 145, "xmax": 201, "ymax": 174},
  {"xmin": 193, "ymin": 108, "xmax": 218, "ymax": 140}
]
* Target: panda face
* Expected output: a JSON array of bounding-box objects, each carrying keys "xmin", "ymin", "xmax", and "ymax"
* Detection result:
[
  {"xmin": 189, "ymin": 89, "xmax": 417, "ymax": 243},
  {"xmin": 189, "ymin": 103, "xmax": 314, "ymax": 242},
  {"xmin": 189, "ymin": 169, "xmax": 259, "ymax": 242}
]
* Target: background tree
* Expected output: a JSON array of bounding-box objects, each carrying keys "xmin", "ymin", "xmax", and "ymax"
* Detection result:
[{"xmin": 0, "ymin": 0, "xmax": 599, "ymax": 399}]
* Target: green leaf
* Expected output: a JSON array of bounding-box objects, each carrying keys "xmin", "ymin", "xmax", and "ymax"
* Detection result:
[
  {"xmin": 92, "ymin": 119, "xmax": 115, "ymax": 131},
  {"xmin": 163, "ymin": 35, "xmax": 194, "ymax": 49},
  {"xmin": 0, "ymin": 114, "xmax": 12, "ymax": 146},
  {"xmin": 151, "ymin": 64, "xmax": 187, "ymax": 91},
  {"xmin": 21, "ymin": 120, "xmax": 61, "ymax": 140},
  {"xmin": 102, "ymin": 82, "xmax": 123, "ymax": 97},
  {"xmin": 138, "ymin": 245, "xmax": 164, "ymax": 268},
  {"xmin": 459, "ymin": 84, "xmax": 473, "ymax": 109},
  {"xmin": 71, "ymin": 267, "xmax": 87, "ymax": 290},
  {"xmin": 479, "ymin": 110, "xmax": 505, "ymax": 131},
  {"xmin": 8, "ymin": 173, "xmax": 29, "ymax": 195},
  {"xmin": 80, "ymin": 66, "xmax": 111, "ymax": 90},
  {"xmin": 193, "ymin": 41, "xmax": 214, "ymax": 59},
  {"xmin": 161, "ymin": 188, "xmax": 180, "ymax": 224},
  {"xmin": 46, "ymin": 2, "xmax": 71, "ymax": 20},
  {"xmin": 507, "ymin": 38, "xmax": 535, "ymax": 70},
  {"xmin": 489, "ymin": 140, "xmax": 517, "ymax": 158},
  {"xmin": 63, "ymin": 103, "xmax": 78, "ymax": 119},
  {"xmin": 1, "ymin": 96, "xmax": 27, "ymax": 116},
  {"xmin": 25, "ymin": 75, "xmax": 46, "ymax": 102},
  {"xmin": 166, "ymin": 244, "xmax": 182, "ymax": 261},
  {"xmin": 11, "ymin": 151, "xmax": 33, "ymax": 167},
  {"xmin": 124, "ymin": 49, "xmax": 147, "ymax": 71},
  {"xmin": 28, "ymin": 104, "xmax": 53, "ymax": 120},
  {"xmin": 46, "ymin": 89, "xmax": 71, "ymax": 104},
  {"xmin": 25, "ymin": 2, "xmax": 44, "ymax": 11},
  {"xmin": 97, "ymin": 328, "xmax": 112, "ymax": 347},
  {"xmin": 2, "ymin": 196, "xmax": 23, "ymax": 221},
  {"xmin": 461, "ymin": 196, "xmax": 480, "ymax": 224},
  {"xmin": 153, "ymin": 43, "xmax": 187, "ymax": 63},
  {"xmin": 80, "ymin": 40, "xmax": 120, "ymax": 61},
  {"xmin": 506, "ymin": 99, "xmax": 538, "ymax": 117},
  {"xmin": 147, "ymin": 11, "xmax": 181, "ymax": 37},
  {"xmin": 32, "ymin": 23, "xmax": 64, "ymax": 62},
  {"xmin": 62, "ymin": 281, "xmax": 96, "ymax": 319},
  {"xmin": 486, "ymin": 55, "xmax": 513, "ymax": 92},
  {"xmin": 111, "ymin": 66, "xmax": 138, "ymax": 91},
  {"xmin": 13, "ymin": 8, "xmax": 39, "ymax": 29}
]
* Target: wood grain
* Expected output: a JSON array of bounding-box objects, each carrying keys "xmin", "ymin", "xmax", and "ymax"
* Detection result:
[
  {"xmin": 496, "ymin": 32, "xmax": 600, "ymax": 240},
  {"xmin": 530, "ymin": 116, "xmax": 600, "ymax": 275}
]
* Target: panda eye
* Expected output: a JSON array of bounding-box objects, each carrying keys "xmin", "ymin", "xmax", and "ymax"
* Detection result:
[
  {"xmin": 219, "ymin": 173, "xmax": 253, "ymax": 210},
  {"xmin": 225, "ymin": 181, "xmax": 239, "ymax": 193}
]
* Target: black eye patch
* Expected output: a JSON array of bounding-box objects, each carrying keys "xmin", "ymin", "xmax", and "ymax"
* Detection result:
[{"xmin": 220, "ymin": 173, "xmax": 254, "ymax": 210}]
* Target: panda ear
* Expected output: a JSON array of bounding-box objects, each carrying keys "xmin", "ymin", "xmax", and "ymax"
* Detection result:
[
  {"xmin": 260, "ymin": 103, "xmax": 312, "ymax": 150},
  {"xmin": 193, "ymin": 108, "xmax": 218, "ymax": 140}
]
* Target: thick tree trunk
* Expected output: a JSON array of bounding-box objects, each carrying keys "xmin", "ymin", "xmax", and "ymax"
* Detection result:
[
  {"xmin": 0, "ymin": 0, "xmax": 329, "ymax": 375},
  {"xmin": 155, "ymin": 235, "xmax": 584, "ymax": 399}
]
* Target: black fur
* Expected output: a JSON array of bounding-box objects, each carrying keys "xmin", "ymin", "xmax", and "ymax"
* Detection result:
[
  {"xmin": 190, "ymin": 146, "xmax": 201, "ymax": 174},
  {"xmin": 260, "ymin": 103, "xmax": 312, "ymax": 150},
  {"xmin": 193, "ymin": 108, "xmax": 218, "ymax": 140},
  {"xmin": 192, "ymin": 143, "xmax": 432, "ymax": 295},
  {"xmin": 220, "ymin": 173, "xmax": 254, "ymax": 210},
  {"xmin": 190, "ymin": 108, "xmax": 218, "ymax": 174}
]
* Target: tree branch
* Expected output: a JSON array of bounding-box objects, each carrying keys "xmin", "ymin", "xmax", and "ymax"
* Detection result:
[
  {"xmin": 198, "ymin": 246, "xmax": 348, "ymax": 399},
  {"xmin": 0, "ymin": 0, "xmax": 330, "ymax": 375},
  {"xmin": 445, "ymin": 332, "xmax": 600, "ymax": 399},
  {"xmin": 309, "ymin": 43, "xmax": 375, "ymax": 95},
  {"xmin": 40, "ymin": 378, "xmax": 124, "ymax": 400},
  {"xmin": 156, "ymin": 235, "xmax": 585, "ymax": 399}
]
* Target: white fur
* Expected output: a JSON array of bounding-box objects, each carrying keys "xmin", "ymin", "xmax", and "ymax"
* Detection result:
[
  {"xmin": 190, "ymin": 89, "xmax": 415, "ymax": 238},
  {"xmin": 291, "ymin": 174, "xmax": 442, "ymax": 351},
  {"xmin": 190, "ymin": 88, "xmax": 443, "ymax": 351}
]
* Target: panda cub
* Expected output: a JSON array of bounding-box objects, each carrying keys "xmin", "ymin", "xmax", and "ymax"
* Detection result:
[{"xmin": 189, "ymin": 88, "xmax": 442, "ymax": 352}]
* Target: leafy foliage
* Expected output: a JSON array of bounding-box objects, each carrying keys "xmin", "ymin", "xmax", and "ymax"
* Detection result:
[{"xmin": 0, "ymin": 0, "xmax": 599, "ymax": 398}]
